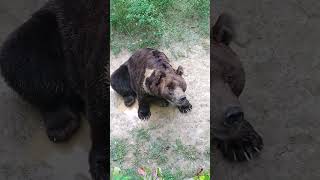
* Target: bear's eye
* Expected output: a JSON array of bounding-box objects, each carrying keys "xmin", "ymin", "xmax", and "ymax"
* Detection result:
[{"xmin": 167, "ymin": 83, "xmax": 174, "ymax": 90}]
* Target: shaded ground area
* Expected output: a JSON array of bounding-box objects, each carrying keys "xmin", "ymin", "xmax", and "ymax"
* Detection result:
[
  {"xmin": 213, "ymin": 0, "xmax": 320, "ymax": 179},
  {"xmin": 110, "ymin": 42, "xmax": 210, "ymax": 178},
  {"xmin": 0, "ymin": 1, "xmax": 91, "ymax": 179}
]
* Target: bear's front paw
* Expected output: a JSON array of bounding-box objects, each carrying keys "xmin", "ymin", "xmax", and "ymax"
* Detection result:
[
  {"xmin": 44, "ymin": 110, "xmax": 80, "ymax": 143},
  {"xmin": 178, "ymin": 103, "xmax": 192, "ymax": 113},
  {"xmin": 216, "ymin": 120, "xmax": 263, "ymax": 161},
  {"xmin": 138, "ymin": 108, "xmax": 151, "ymax": 120},
  {"xmin": 89, "ymin": 149, "xmax": 108, "ymax": 180}
]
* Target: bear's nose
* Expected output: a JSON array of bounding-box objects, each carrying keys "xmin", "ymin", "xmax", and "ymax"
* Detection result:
[
  {"xmin": 224, "ymin": 106, "xmax": 244, "ymax": 126},
  {"xmin": 179, "ymin": 97, "xmax": 187, "ymax": 102}
]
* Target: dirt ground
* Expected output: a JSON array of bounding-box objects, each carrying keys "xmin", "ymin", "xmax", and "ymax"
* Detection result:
[
  {"xmin": 0, "ymin": 1, "xmax": 92, "ymax": 179},
  {"xmin": 110, "ymin": 43, "xmax": 210, "ymax": 175},
  {"xmin": 213, "ymin": 0, "xmax": 320, "ymax": 180}
]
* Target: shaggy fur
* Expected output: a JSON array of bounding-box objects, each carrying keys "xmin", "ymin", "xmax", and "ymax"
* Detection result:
[
  {"xmin": 211, "ymin": 14, "xmax": 263, "ymax": 161},
  {"xmin": 111, "ymin": 48, "xmax": 192, "ymax": 120},
  {"xmin": 0, "ymin": 0, "xmax": 109, "ymax": 179}
]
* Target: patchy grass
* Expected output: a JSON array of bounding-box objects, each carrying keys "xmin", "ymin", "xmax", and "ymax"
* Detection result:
[
  {"xmin": 111, "ymin": 166, "xmax": 210, "ymax": 180},
  {"xmin": 173, "ymin": 139, "xmax": 198, "ymax": 160},
  {"xmin": 110, "ymin": 138, "xmax": 129, "ymax": 164},
  {"xmin": 132, "ymin": 129, "xmax": 170, "ymax": 167},
  {"xmin": 111, "ymin": 0, "xmax": 209, "ymax": 54},
  {"xmin": 111, "ymin": 126, "xmax": 209, "ymax": 179},
  {"xmin": 161, "ymin": 168, "xmax": 184, "ymax": 179},
  {"xmin": 148, "ymin": 137, "xmax": 170, "ymax": 165},
  {"xmin": 136, "ymin": 128, "xmax": 151, "ymax": 141}
]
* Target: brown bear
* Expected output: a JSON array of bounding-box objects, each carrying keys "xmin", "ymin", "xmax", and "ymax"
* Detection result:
[
  {"xmin": 111, "ymin": 48, "xmax": 192, "ymax": 120},
  {"xmin": 211, "ymin": 13, "xmax": 263, "ymax": 161}
]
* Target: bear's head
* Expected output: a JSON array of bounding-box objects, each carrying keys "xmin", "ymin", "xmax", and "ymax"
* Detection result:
[
  {"xmin": 212, "ymin": 13, "xmax": 263, "ymax": 162},
  {"xmin": 145, "ymin": 66, "xmax": 188, "ymax": 106},
  {"xmin": 211, "ymin": 13, "xmax": 247, "ymax": 140}
]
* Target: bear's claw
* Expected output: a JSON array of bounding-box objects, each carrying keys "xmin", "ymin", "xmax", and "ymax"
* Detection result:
[
  {"xmin": 216, "ymin": 120, "xmax": 263, "ymax": 162},
  {"xmin": 138, "ymin": 110, "xmax": 151, "ymax": 120},
  {"xmin": 46, "ymin": 117, "xmax": 80, "ymax": 143},
  {"xmin": 44, "ymin": 109, "xmax": 80, "ymax": 143}
]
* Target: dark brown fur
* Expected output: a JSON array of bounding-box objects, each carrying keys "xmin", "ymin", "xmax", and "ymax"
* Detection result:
[
  {"xmin": 211, "ymin": 13, "xmax": 263, "ymax": 161},
  {"xmin": 111, "ymin": 48, "xmax": 192, "ymax": 120}
]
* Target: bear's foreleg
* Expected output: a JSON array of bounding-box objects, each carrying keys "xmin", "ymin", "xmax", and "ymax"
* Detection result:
[{"xmin": 138, "ymin": 97, "xmax": 151, "ymax": 120}]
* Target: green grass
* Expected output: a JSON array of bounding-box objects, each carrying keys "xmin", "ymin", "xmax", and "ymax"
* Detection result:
[
  {"xmin": 161, "ymin": 168, "xmax": 184, "ymax": 180},
  {"xmin": 111, "ymin": 138, "xmax": 129, "ymax": 164},
  {"xmin": 111, "ymin": 0, "xmax": 209, "ymax": 54},
  {"xmin": 173, "ymin": 139, "xmax": 198, "ymax": 160},
  {"xmin": 111, "ymin": 127, "xmax": 209, "ymax": 179},
  {"xmin": 111, "ymin": 166, "xmax": 210, "ymax": 180},
  {"xmin": 132, "ymin": 130, "xmax": 169, "ymax": 166},
  {"xmin": 136, "ymin": 128, "xmax": 151, "ymax": 141},
  {"xmin": 148, "ymin": 137, "xmax": 170, "ymax": 165}
]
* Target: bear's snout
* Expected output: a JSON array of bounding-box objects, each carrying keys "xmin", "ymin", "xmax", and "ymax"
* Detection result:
[
  {"xmin": 224, "ymin": 106, "xmax": 244, "ymax": 126},
  {"xmin": 176, "ymin": 96, "xmax": 188, "ymax": 106},
  {"xmin": 179, "ymin": 96, "xmax": 187, "ymax": 103},
  {"xmin": 169, "ymin": 88, "xmax": 188, "ymax": 106}
]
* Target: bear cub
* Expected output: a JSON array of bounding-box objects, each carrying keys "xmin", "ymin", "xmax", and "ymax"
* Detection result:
[{"xmin": 111, "ymin": 48, "xmax": 192, "ymax": 120}]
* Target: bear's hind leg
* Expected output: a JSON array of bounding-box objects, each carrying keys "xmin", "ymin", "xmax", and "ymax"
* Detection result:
[{"xmin": 111, "ymin": 64, "xmax": 136, "ymax": 107}]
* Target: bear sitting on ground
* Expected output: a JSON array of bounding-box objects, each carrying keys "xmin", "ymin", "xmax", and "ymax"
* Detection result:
[
  {"xmin": 211, "ymin": 14, "xmax": 263, "ymax": 161},
  {"xmin": 0, "ymin": 0, "xmax": 109, "ymax": 179},
  {"xmin": 111, "ymin": 48, "xmax": 192, "ymax": 120}
]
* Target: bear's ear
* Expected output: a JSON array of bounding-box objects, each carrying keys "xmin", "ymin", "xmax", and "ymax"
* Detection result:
[
  {"xmin": 212, "ymin": 13, "xmax": 234, "ymax": 46},
  {"xmin": 176, "ymin": 66, "xmax": 184, "ymax": 76}
]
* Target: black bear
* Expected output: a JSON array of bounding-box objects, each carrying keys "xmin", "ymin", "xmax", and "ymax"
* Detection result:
[
  {"xmin": 211, "ymin": 13, "xmax": 263, "ymax": 161},
  {"xmin": 0, "ymin": 0, "xmax": 109, "ymax": 179},
  {"xmin": 111, "ymin": 48, "xmax": 192, "ymax": 120}
]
